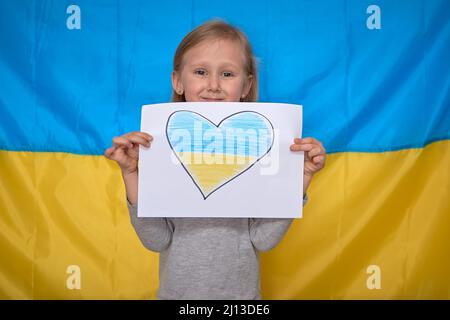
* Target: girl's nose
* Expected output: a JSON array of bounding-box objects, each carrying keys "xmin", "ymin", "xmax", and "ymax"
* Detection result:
[{"xmin": 208, "ymin": 74, "xmax": 221, "ymax": 92}]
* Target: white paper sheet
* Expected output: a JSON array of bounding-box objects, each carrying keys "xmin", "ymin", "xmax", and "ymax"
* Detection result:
[{"xmin": 138, "ymin": 102, "xmax": 303, "ymax": 218}]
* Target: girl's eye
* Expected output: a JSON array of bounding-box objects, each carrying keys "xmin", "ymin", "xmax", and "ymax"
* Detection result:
[
  {"xmin": 195, "ymin": 69, "xmax": 206, "ymax": 76},
  {"xmin": 223, "ymin": 72, "xmax": 233, "ymax": 77}
]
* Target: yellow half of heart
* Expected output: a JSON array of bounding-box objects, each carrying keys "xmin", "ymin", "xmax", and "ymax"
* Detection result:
[{"xmin": 177, "ymin": 152, "xmax": 257, "ymax": 196}]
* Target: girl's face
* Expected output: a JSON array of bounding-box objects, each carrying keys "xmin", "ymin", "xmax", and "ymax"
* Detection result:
[{"xmin": 172, "ymin": 39, "xmax": 253, "ymax": 102}]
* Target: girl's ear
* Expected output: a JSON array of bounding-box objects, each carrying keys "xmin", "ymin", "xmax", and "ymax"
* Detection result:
[
  {"xmin": 242, "ymin": 74, "xmax": 253, "ymax": 99},
  {"xmin": 172, "ymin": 71, "xmax": 184, "ymax": 95}
]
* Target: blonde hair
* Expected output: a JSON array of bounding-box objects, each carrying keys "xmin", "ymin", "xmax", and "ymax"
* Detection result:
[{"xmin": 171, "ymin": 20, "xmax": 258, "ymax": 102}]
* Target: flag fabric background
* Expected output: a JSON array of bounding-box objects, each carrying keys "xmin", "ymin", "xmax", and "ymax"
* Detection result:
[{"xmin": 0, "ymin": 0, "xmax": 449, "ymax": 299}]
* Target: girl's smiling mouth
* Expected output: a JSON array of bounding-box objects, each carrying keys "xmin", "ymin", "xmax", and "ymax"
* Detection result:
[{"xmin": 200, "ymin": 97, "xmax": 225, "ymax": 102}]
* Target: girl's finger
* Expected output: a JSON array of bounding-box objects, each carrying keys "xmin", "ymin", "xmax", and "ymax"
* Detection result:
[
  {"xmin": 313, "ymin": 155, "xmax": 326, "ymax": 165},
  {"xmin": 294, "ymin": 137, "xmax": 315, "ymax": 144},
  {"xmin": 132, "ymin": 131, "xmax": 153, "ymax": 142},
  {"xmin": 113, "ymin": 136, "xmax": 133, "ymax": 149},
  {"xmin": 299, "ymin": 137, "xmax": 324, "ymax": 149},
  {"xmin": 307, "ymin": 146, "xmax": 326, "ymax": 158},
  {"xmin": 290, "ymin": 143, "xmax": 316, "ymax": 152},
  {"xmin": 293, "ymin": 137, "xmax": 325, "ymax": 152},
  {"xmin": 126, "ymin": 134, "xmax": 151, "ymax": 147},
  {"xmin": 104, "ymin": 146, "xmax": 117, "ymax": 158},
  {"xmin": 299, "ymin": 137, "xmax": 315, "ymax": 144}
]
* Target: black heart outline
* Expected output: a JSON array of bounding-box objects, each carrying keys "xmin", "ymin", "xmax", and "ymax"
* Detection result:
[{"xmin": 166, "ymin": 110, "xmax": 275, "ymax": 200}]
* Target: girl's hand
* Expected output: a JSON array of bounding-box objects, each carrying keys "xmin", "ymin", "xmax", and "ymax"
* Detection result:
[
  {"xmin": 104, "ymin": 132, "xmax": 153, "ymax": 175},
  {"xmin": 290, "ymin": 137, "xmax": 326, "ymax": 195}
]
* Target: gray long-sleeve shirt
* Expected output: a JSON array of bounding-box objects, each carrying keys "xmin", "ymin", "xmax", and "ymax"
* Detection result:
[{"xmin": 127, "ymin": 198, "xmax": 306, "ymax": 300}]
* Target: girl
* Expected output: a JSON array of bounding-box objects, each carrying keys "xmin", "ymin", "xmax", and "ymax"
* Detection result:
[{"xmin": 104, "ymin": 20, "xmax": 326, "ymax": 299}]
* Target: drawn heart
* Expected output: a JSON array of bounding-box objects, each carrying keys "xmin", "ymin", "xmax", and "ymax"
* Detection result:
[{"xmin": 166, "ymin": 110, "xmax": 274, "ymax": 199}]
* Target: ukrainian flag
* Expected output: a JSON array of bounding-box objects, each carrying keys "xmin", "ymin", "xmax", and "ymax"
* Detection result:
[{"xmin": 0, "ymin": 1, "xmax": 449, "ymax": 299}]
